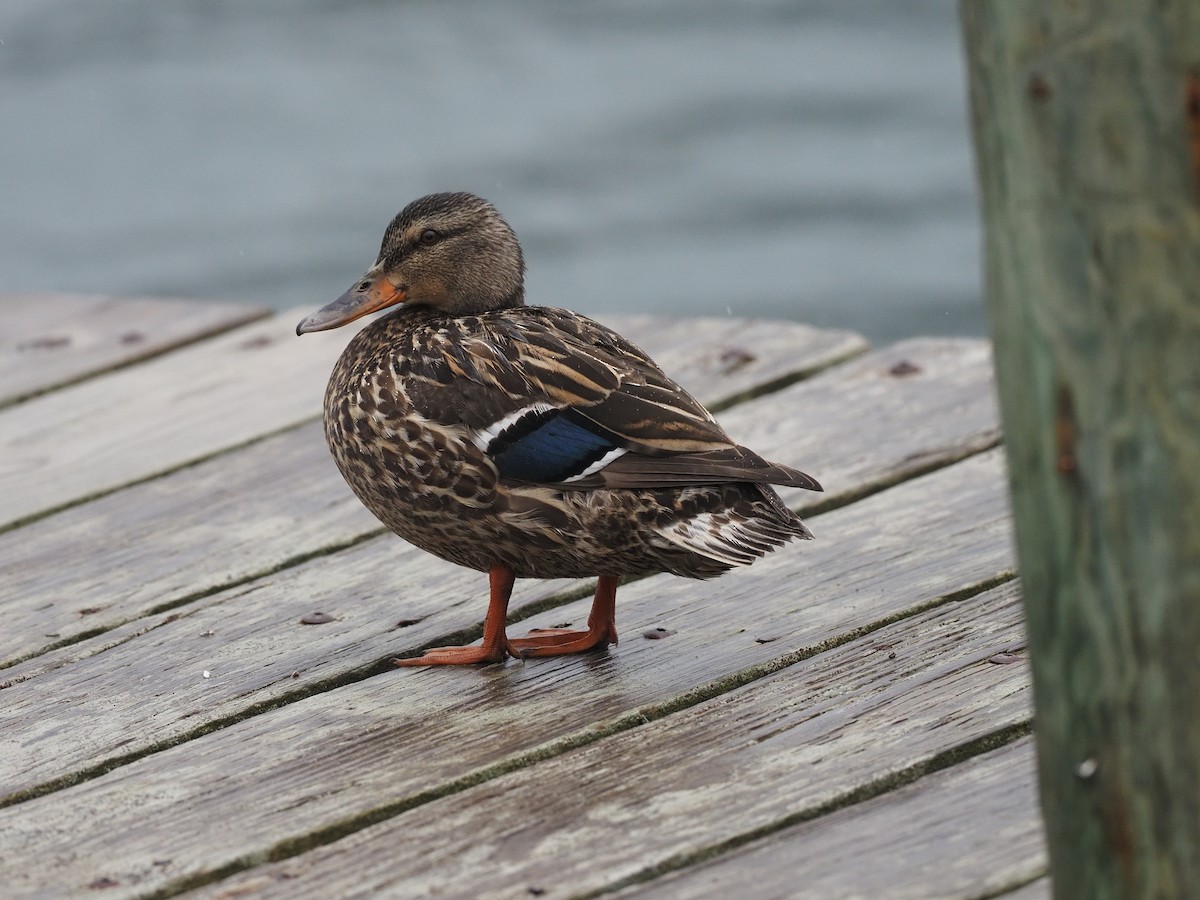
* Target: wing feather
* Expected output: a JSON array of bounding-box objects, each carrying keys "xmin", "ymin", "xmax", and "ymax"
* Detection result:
[{"xmin": 396, "ymin": 307, "xmax": 819, "ymax": 493}]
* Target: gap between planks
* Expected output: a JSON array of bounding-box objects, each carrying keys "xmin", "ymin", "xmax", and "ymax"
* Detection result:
[
  {"xmin": 0, "ymin": 469, "xmax": 1015, "ymax": 811},
  {"xmin": 0, "ymin": 343, "xmax": 1005, "ymax": 806},
  {"xmin": 606, "ymin": 734, "xmax": 1046, "ymax": 900},
  {"xmin": 182, "ymin": 579, "xmax": 1033, "ymax": 900},
  {"xmin": 0, "ymin": 449, "xmax": 1021, "ymax": 897},
  {"xmin": 0, "ymin": 309, "xmax": 865, "ymax": 666},
  {"xmin": 0, "ymin": 308, "xmax": 866, "ymax": 534},
  {"xmin": 12, "ymin": 574, "xmax": 1029, "ymax": 899},
  {"xmin": 0, "ymin": 293, "xmax": 270, "ymax": 410},
  {"xmin": 1, "ymin": 335, "xmax": 994, "ymax": 672},
  {"xmin": 0, "ymin": 305, "xmax": 1017, "ymax": 897}
]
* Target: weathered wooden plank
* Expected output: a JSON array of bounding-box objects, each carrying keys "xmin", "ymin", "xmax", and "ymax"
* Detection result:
[
  {"xmin": 0, "ymin": 419, "xmax": 380, "ymax": 669},
  {"xmin": 757, "ymin": 336, "xmax": 999, "ymax": 510},
  {"xmin": 606, "ymin": 314, "xmax": 867, "ymax": 410},
  {"xmin": 628, "ymin": 738, "xmax": 1045, "ymax": 900},
  {"xmin": 0, "ymin": 292, "xmax": 268, "ymax": 408},
  {"xmin": 0, "ymin": 313, "xmax": 861, "ymax": 530},
  {"xmin": 0, "ymin": 450, "xmax": 1017, "ymax": 897},
  {"xmin": 0, "ymin": 337, "xmax": 986, "ymax": 670},
  {"xmin": 0, "ymin": 309, "xmax": 355, "ymax": 531},
  {"xmin": 187, "ymin": 583, "xmax": 1035, "ymax": 900}
]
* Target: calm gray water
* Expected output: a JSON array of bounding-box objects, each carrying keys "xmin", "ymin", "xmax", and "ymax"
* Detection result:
[{"xmin": 0, "ymin": 0, "xmax": 982, "ymax": 343}]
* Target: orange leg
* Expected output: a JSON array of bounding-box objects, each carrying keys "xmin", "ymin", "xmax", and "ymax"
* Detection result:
[
  {"xmin": 395, "ymin": 565, "xmax": 520, "ymax": 666},
  {"xmin": 510, "ymin": 575, "xmax": 619, "ymax": 657}
]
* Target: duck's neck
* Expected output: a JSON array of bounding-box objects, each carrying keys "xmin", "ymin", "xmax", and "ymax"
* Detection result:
[{"xmin": 413, "ymin": 286, "xmax": 527, "ymax": 317}]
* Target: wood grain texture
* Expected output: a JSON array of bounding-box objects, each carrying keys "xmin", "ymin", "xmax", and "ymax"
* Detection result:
[
  {"xmin": 0, "ymin": 312, "xmax": 860, "ymax": 530},
  {"xmin": 963, "ymin": 2, "xmax": 1200, "ymax": 895},
  {"xmin": 0, "ymin": 421, "xmax": 378, "ymax": 669},
  {"xmin": 742, "ymin": 337, "xmax": 1000, "ymax": 510},
  {"xmin": 0, "ymin": 337, "xmax": 988, "ymax": 670},
  {"xmin": 603, "ymin": 314, "xmax": 867, "ymax": 409},
  {"xmin": 0, "ymin": 307, "xmax": 359, "ymax": 530},
  {"xmin": 0, "ymin": 349, "xmax": 1004, "ymax": 800},
  {"xmin": 0, "ymin": 450, "xmax": 1017, "ymax": 896},
  {"xmin": 190, "ymin": 583, "xmax": 1035, "ymax": 900},
  {"xmin": 629, "ymin": 738, "xmax": 1045, "ymax": 900},
  {"xmin": 0, "ymin": 292, "xmax": 268, "ymax": 408}
]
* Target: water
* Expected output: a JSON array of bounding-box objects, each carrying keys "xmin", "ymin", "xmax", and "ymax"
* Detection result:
[{"xmin": 0, "ymin": 0, "xmax": 982, "ymax": 344}]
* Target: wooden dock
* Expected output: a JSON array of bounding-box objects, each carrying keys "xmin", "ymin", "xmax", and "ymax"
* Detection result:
[{"xmin": 1, "ymin": 294, "xmax": 1048, "ymax": 898}]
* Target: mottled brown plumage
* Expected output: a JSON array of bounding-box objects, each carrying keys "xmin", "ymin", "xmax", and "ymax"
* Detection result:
[{"xmin": 297, "ymin": 192, "xmax": 821, "ymax": 665}]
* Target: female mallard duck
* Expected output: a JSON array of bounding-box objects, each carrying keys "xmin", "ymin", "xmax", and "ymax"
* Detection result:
[{"xmin": 297, "ymin": 192, "xmax": 821, "ymax": 665}]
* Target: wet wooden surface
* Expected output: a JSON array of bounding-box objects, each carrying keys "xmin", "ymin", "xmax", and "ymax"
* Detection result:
[{"xmin": 0, "ymin": 296, "xmax": 1047, "ymax": 899}]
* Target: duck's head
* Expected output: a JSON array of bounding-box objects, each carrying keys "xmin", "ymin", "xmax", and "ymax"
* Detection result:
[{"xmin": 296, "ymin": 192, "xmax": 525, "ymax": 335}]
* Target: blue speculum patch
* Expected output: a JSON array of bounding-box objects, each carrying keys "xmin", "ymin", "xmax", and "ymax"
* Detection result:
[{"xmin": 491, "ymin": 412, "xmax": 618, "ymax": 482}]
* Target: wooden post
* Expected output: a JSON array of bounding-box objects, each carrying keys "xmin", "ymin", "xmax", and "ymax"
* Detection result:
[{"xmin": 960, "ymin": 2, "xmax": 1200, "ymax": 896}]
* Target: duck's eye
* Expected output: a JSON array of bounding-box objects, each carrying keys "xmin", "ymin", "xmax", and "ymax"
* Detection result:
[{"xmin": 419, "ymin": 229, "xmax": 440, "ymax": 246}]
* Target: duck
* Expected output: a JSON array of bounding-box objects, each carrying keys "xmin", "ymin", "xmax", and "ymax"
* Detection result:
[{"xmin": 296, "ymin": 192, "xmax": 821, "ymax": 665}]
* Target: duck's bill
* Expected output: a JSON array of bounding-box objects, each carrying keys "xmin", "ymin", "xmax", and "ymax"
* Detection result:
[{"xmin": 295, "ymin": 276, "xmax": 407, "ymax": 335}]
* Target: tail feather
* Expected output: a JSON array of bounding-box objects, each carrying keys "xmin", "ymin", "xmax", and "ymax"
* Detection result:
[{"xmin": 654, "ymin": 500, "xmax": 812, "ymax": 573}]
